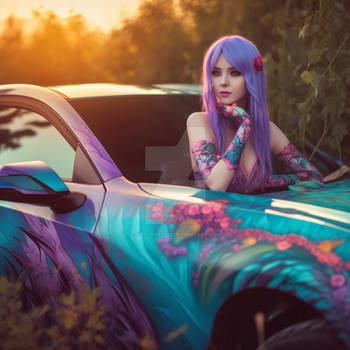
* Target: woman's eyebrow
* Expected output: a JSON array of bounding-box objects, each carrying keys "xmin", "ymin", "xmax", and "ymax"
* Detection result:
[{"xmin": 213, "ymin": 66, "xmax": 239, "ymax": 71}]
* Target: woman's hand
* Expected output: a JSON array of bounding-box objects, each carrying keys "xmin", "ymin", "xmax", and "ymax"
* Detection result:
[{"xmin": 216, "ymin": 102, "xmax": 249, "ymax": 125}]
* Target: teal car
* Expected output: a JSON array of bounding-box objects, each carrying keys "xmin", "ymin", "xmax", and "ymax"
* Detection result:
[{"xmin": 0, "ymin": 83, "xmax": 349, "ymax": 349}]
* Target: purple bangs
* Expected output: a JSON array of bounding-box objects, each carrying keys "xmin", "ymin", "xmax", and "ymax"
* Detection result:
[{"xmin": 201, "ymin": 35, "xmax": 272, "ymax": 186}]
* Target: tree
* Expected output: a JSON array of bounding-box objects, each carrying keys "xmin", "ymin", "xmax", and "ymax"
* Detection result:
[
  {"xmin": 105, "ymin": 0, "xmax": 192, "ymax": 84},
  {"xmin": 0, "ymin": 16, "xmax": 25, "ymax": 84},
  {"xmin": 262, "ymin": 0, "xmax": 350, "ymax": 162},
  {"xmin": 0, "ymin": 11, "xmax": 110, "ymax": 86}
]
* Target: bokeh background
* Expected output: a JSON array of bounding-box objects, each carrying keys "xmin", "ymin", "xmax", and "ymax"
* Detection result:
[{"xmin": 1, "ymin": 0, "xmax": 349, "ymax": 163}]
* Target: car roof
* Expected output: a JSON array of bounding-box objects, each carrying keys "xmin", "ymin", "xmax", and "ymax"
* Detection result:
[{"xmin": 50, "ymin": 83, "xmax": 201, "ymax": 99}]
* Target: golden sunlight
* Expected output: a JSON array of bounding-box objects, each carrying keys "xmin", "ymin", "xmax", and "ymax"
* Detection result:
[{"xmin": 0, "ymin": 0, "xmax": 141, "ymax": 31}]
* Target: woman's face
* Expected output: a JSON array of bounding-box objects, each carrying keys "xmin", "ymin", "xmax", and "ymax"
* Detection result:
[{"xmin": 211, "ymin": 53, "xmax": 247, "ymax": 106}]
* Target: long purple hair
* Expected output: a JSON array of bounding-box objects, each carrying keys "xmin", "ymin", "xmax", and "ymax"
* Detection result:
[{"xmin": 201, "ymin": 35, "xmax": 272, "ymax": 185}]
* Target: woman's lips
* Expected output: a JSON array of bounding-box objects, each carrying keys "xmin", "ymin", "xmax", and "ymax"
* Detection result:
[{"xmin": 220, "ymin": 91, "xmax": 231, "ymax": 97}]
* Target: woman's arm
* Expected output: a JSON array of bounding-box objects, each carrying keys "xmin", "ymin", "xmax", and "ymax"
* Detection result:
[
  {"xmin": 264, "ymin": 122, "xmax": 323, "ymax": 190},
  {"xmin": 187, "ymin": 108, "xmax": 252, "ymax": 192}
]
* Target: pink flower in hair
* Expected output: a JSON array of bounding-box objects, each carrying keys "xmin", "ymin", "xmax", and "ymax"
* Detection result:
[{"xmin": 253, "ymin": 56, "xmax": 263, "ymax": 73}]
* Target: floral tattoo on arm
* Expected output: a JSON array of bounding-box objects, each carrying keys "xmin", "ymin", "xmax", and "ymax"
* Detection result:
[
  {"xmin": 191, "ymin": 140, "xmax": 219, "ymax": 179},
  {"xmin": 191, "ymin": 107, "xmax": 252, "ymax": 180},
  {"xmin": 264, "ymin": 143, "xmax": 323, "ymax": 190},
  {"xmin": 220, "ymin": 118, "xmax": 251, "ymax": 171}
]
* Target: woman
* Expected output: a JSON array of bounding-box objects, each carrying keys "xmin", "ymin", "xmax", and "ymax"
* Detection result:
[{"xmin": 187, "ymin": 35, "xmax": 323, "ymax": 193}]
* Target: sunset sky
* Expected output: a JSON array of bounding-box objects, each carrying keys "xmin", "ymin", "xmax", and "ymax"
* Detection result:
[{"xmin": 0, "ymin": 0, "xmax": 142, "ymax": 31}]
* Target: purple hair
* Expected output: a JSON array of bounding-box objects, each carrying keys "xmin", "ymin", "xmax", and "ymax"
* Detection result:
[{"xmin": 201, "ymin": 35, "xmax": 272, "ymax": 186}]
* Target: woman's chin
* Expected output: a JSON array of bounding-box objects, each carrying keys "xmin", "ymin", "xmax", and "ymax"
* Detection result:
[{"xmin": 216, "ymin": 98, "xmax": 235, "ymax": 106}]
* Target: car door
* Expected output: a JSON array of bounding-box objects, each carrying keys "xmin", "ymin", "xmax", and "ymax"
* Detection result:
[{"xmin": 0, "ymin": 98, "xmax": 106, "ymax": 297}]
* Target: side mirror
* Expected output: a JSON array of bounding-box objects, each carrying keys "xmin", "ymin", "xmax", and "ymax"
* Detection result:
[{"xmin": 0, "ymin": 161, "xmax": 85, "ymax": 213}]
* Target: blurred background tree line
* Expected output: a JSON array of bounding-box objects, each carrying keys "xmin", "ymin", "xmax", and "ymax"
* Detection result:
[{"xmin": 0, "ymin": 0, "xmax": 349, "ymax": 162}]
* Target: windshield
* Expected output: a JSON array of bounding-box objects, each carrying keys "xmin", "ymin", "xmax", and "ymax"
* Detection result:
[
  {"xmin": 69, "ymin": 94, "xmax": 201, "ymax": 185},
  {"xmin": 69, "ymin": 94, "xmax": 348, "ymax": 189}
]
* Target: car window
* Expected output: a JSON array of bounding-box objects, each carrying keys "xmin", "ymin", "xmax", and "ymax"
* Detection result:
[
  {"xmin": 70, "ymin": 94, "xmax": 201, "ymax": 185},
  {"xmin": 0, "ymin": 106, "xmax": 75, "ymax": 179}
]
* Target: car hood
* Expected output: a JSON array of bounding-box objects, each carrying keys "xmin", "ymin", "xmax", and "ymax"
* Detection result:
[{"xmin": 138, "ymin": 178, "xmax": 350, "ymax": 233}]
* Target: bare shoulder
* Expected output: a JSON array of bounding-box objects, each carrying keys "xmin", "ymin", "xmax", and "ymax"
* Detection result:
[
  {"xmin": 187, "ymin": 111, "xmax": 209, "ymax": 127},
  {"xmin": 269, "ymin": 120, "xmax": 289, "ymax": 155},
  {"xmin": 187, "ymin": 111, "xmax": 215, "ymax": 146},
  {"xmin": 269, "ymin": 120, "xmax": 282, "ymax": 134}
]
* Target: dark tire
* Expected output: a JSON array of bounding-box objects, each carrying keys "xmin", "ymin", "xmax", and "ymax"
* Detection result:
[{"xmin": 257, "ymin": 318, "xmax": 347, "ymax": 350}]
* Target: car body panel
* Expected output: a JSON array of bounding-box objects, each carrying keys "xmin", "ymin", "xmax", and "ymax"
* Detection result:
[
  {"xmin": 1, "ymin": 83, "xmax": 350, "ymax": 348},
  {"xmin": 139, "ymin": 180, "xmax": 350, "ymax": 231},
  {"xmin": 95, "ymin": 177, "xmax": 350, "ymax": 348},
  {"xmin": 262, "ymin": 178, "xmax": 350, "ymax": 214},
  {"xmin": 0, "ymin": 203, "xmax": 160, "ymax": 348},
  {"xmin": 0, "ymin": 84, "xmax": 121, "ymax": 181},
  {"xmin": 51, "ymin": 83, "xmax": 170, "ymax": 98},
  {"xmin": 152, "ymin": 84, "xmax": 202, "ymax": 95}
]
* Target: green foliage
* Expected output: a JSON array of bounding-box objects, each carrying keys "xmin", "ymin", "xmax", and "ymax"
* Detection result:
[
  {"xmin": 296, "ymin": 0, "xmax": 350, "ymax": 162},
  {"xmin": 178, "ymin": 0, "xmax": 243, "ymax": 82},
  {"xmin": 105, "ymin": 0, "xmax": 193, "ymax": 84},
  {"xmin": 0, "ymin": 276, "xmax": 106, "ymax": 350},
  {"xmin": 0, "ymin": 1, "xmax": 349, "ymax": 163},
  {"xmin": 259, "ymin": 0, "xmax": 350, "ymax": 162}
]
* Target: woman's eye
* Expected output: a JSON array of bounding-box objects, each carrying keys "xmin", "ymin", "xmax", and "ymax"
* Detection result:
[
  {"xmin": 231, "ymin": 70, "xmax": 241, "ymax": 76},
  {"xmin": 212, "ymin": 70, "xmax": 220, "ymax": 76}
]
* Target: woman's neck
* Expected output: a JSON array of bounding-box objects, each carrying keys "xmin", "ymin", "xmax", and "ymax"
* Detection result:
[{"xmin": 235, "ymin": 92, "xmax": 249, "ymax": 110}]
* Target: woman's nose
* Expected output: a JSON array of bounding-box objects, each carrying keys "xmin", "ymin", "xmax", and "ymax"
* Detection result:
[{"xmin": 220, "ymin": 74, "xmax": 229, "ymax": 85}]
